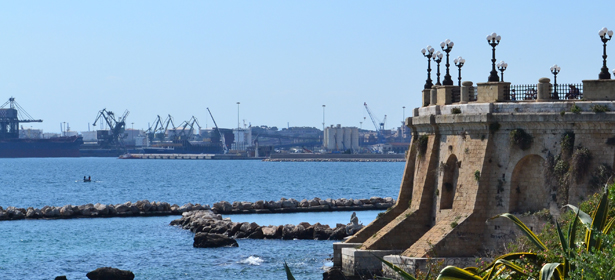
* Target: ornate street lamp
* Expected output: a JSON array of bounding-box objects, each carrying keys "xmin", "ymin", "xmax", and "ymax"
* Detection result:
[
  {"xmin": 421, "ymin": 46, "xmax": 435, "ymax": 89},
  {"xmin": 497, "ymin": 61, "xmax": 507, "ymax": 82},
  {"xmin": 433, "ymin": 51, "xmax": 443, "ymax": 86},
  {"xmin": 454, "ymin": 56, "xmax": 465, "ymax": 87},
  {"xmin": 550, "ymin": 64, "xmax": 561, "ymax": 99},
  {"xmin": 599, "ymin": 27, "xmax": 613, "ymax": 79},
  {"xmin": 441, "ymin": 39, "xmax": 454, "ymax": 85},
  {"xmin": 487, "ymin": 32, "xmax": 502, "ymax": 82}
]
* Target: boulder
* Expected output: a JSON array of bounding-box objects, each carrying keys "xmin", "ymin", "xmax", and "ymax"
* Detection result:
[
  {"xmin": 253, "ymin": 200, "xmax": 265, "ymax": 209},
  {"xmin": 352, "ymin": 199, "xmax": 363, "ymax": 206},
  {"xmin": 54, "ymin": 276, "xmax": 67, "ymax": 280},
  {"xmin": 329, "ymin": 226, "xmax": 347, "ymax": 240},
  {"xmin": 262, "ymin": 225, "xmax": 282, "ymax": 239},
  {"xmin": 59, "ymin": 205, "xmax": 73, "ymax": 217},
  {"xmin": 193, "ymin": 233, "xmax": 238, "ymax": 248},
  {"xmin": 94, "ymin": 203, "xmax": 109, "ymax": 215},
  {"xmin": 334, "ymin": 199, "xmax": 345, "ymax": 207},
  {"xmin": 281, "ymin": 200, "xmax": 297, "ymax": 209},
  {"xmin": 343, "ymin": 199, "xmax": 353, "ymax": 206},
  {"xmin": 240, "ymin": 202, "xmax": 253, "ymax": 210},
  {"xmin": 384, "ymin": 197, "xmax": 395, "ymax": 204},
  {"xmin": 370, "ymin": 197, "xmax": 384, "ymax": 204},
  {"xmin": 282, "ymin": 224, "xmax": 297, "ymax": 240},
  {"xmin": 115, "ymin": 204, "xmax": 130, "ymax": 214},
  {"xmin": 311, "ymin": 223, "xmax": 333, "ymax": 240},
  {"xmin": 213, "ymin": 201, "xmax": 233, "ymax": 213},
  {"xmin": 308, "ymin": 199, "xmax": 320, "ymax": 207},
  {"xmin": 247, "ymin": 227, "xmax": 264, "ymax": 239},
  {"xmin": 86, "ymin": 267, "xmax": 135, "ymax": 280},
  {"xmin": 299, "ymin": 199, "xmax": 309, "ymax": 207},
  {"xmin": 178, "ymin": 203, "xmax": 194, "ymax": 212},
  {"xmin": 323, "ymin": 267, "xmax": 346, "ymax": 280}
]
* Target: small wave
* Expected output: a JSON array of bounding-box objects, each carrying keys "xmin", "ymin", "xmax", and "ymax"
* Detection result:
[{"xmin": 238, "ymin": 256, "xmax": 264, "ymax": 266}]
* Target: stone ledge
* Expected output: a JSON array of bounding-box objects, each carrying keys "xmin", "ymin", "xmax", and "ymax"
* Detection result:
[{"xmin": 342, "ymin": 248, "xmax": 402, "ymax": 277}]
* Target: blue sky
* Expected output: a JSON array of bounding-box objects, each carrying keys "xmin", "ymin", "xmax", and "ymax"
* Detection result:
[{"xmin": 0, "ymin": 1, "xmax": 612, "ymax": 133}]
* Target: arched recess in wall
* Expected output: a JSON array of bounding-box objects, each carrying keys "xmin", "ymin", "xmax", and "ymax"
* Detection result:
[
  {"xmin": 509, "ymin": 154, "xmax": 548, "ymax": 213},
  {"xmin": 440, "ymin": 154, "xmax": 459, "ymax": 209}
]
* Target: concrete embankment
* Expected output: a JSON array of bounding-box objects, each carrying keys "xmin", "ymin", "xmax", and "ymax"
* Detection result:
[
  {"xmin": 171, "ymin": 210, "xmax": 364, "ymax": 242},
  {"xmin": 0, "ymin": 197, "xmax": 395, "ymax": 221},
  {"xmin": 264, "ymin": 154, "xmax": 406, "ymax": 162}
]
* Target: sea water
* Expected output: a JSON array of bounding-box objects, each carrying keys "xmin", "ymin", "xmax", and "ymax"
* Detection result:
[{"xmin": 0, "ymin": 158, "xmax": 404, "ymax": 279}]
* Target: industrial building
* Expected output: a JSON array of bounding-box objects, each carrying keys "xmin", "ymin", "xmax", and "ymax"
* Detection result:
[{"xmin": 323, "ymin": 125, "xmax": 359, "ymax": 152}]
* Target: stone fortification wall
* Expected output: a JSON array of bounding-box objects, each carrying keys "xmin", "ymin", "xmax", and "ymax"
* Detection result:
[{"xmin": 344, "ymin": 100, "xmax": 615, "ymax": 262}]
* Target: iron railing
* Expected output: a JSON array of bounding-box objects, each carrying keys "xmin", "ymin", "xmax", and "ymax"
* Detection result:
[
  {"xmin": 451, "ymin": 87, "xmax": 460, "ymax": 103},
  {"xmin": 504, "ymin": 84, "xmax": 537, "ymax": 101},
  {"xmin": 468, "ymin": 86, "xmax": 477, "ymax": 101},
  {"xmin": 551, "ymin": 83, "xmax": 583, "ymax": 100}
]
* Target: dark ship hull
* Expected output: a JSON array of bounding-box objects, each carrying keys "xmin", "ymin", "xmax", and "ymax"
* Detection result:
[{"xmin": 0, "ymin": 136, "xmax": 83, "ymax": 158}]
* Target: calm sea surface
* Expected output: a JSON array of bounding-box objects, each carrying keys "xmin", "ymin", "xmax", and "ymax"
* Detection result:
[{"xmin": 0, "ymin": 158, "xmax": 404, "ymax": 279}]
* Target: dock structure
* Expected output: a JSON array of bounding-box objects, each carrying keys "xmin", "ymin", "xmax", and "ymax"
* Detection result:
[
  {"xmin": 121, "ymin": 153, "xmax": 216, "ymax": 160},
  {"xmin": 119, "ymin": 153, "xmax": 264, "ymax": 160},
  {"xmin": 335, "ymin": 76, "xmax": 615, "ymax": 278}
]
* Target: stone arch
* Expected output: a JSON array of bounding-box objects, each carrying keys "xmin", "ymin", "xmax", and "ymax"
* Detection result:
[
  {"xmin": 509, "ymin": 154, "xmax": 548, "ymax": 213},
  {"xmin": 440, "ymin": 154, "xmax": 459, "ymax": 209}
]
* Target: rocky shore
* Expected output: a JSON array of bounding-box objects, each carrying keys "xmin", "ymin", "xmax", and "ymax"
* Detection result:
[
  {"xmin": 171, "ymin": 210, "xmax": 365, "ymax": 243},
  {"xmin": 0, "ymin": 197, "xmax": 395, "ymax": 221}
]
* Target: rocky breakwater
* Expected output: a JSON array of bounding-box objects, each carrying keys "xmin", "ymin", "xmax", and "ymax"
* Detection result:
[
  {"xmin": 0, "ymin": 196, "xmax": 395, "ymax": 221},
  {"xmin": 211, "ymin": 196, "xmax": 395, "ymax": 214},
  {"xmin": 0, "ymin": 200, "xmax": 211, "ymax": 221},
  {"xmin": 170, "ymin": 210, "xmax": 365, "ymax": 247}
]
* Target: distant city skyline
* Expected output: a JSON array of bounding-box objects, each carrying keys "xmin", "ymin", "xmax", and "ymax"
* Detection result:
[{"xmin": 0, "ymin": 1, "xmax": 612, "ymax": 133}]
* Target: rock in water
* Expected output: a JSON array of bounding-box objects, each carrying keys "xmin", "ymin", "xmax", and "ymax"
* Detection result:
[
  {"xmin": 86, "ymin": 267, "xmax": 134, "ymax": 280},
  {"xmin": 54, "ymin": 276, "xmax": 67, "ymax": 280},
  {"xmin": 193, "ymin": 232, "xmax": 238, "ymax": 248}
]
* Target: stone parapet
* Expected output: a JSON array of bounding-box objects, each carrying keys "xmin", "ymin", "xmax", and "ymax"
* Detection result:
[
  {"xmin": 583, "ymin": 79, "xmax": 615, "ymax": 100},
  {"xmin": 436, "ymin": 85, "xmax": 456, "ymax": 105},
  {"xmin": 342, "ymin": 248, "xmax": 402, "ymax": 277},
  {"xmin": 414, "ymin": 101, "xmax": 615, "ymax": 117},
  {"xmin": 476, "ymin": 82, "xmax": 510, "ymax": 103}
]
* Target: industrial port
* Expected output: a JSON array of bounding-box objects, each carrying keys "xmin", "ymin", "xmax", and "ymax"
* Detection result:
[{"xmin": 1, "ymin": 97, "xmax": 411, "ymax": 158}]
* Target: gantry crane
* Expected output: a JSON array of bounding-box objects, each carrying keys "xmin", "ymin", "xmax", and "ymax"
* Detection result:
[
  {"xmin": 364, "ymin": 102, "xmax": 387, "ymax": 144},
  {"xmin": 206, "ymin": 108, "xmax": 228, "ymax": 154},
  {"xmin": 92, "ymin": 108, "xmax": 130, "ymax": 148},
  {"xmin": 146, "ymin": 114, "xmax": 175, "ymax": 142}
]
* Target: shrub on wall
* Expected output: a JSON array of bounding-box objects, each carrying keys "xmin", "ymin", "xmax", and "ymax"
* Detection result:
[
  {"xmin": 509, "ymin": 129, "xmax": 533, "ymax": 150},
  {"xmin": 416, "ymin": 135, "xmax": 429, "ymax": 158}
]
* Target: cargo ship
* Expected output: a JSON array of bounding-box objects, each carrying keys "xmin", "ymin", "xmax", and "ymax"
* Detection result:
[{"xmin": 0, "ymin": 97, "xmax": 83, "ymax": 158}]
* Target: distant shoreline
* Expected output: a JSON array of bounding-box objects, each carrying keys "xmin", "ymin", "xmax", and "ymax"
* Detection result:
[{"xmin": 264, "ymin": 153, "xmax": 406, "ymax": 162}]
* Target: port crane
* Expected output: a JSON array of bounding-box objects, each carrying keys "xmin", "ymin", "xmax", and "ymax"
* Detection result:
[
  {"xmin": 0, "ymin": 97, "xmax": 42, "ymax": 139},
  {"xmin": 364, "ymin": 102, "xmax": 387, "ymax": 144},
  {"xmin": 92, "ymin": 108, "xmax": 130, "ymax": 148},
  {"xmin": 146, "ymin": 114, "xmax": 175, "ymax": 142},
  {"xmin": 172, "ymin": 116, "xmax": 201, "ymax": 141},
  {"xmin": 206, "ymin": 108, "xmax": 228, "ymax": 154}
]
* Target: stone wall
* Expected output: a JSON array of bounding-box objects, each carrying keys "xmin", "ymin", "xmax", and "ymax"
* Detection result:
[{"xmin": 338, "ymin": 92, "xmax": 615, "ymax": 276}]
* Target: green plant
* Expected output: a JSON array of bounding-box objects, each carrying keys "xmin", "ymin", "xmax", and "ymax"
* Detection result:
[
  {"xmin": 489, "ymin": 122, "xmax": 501, "ymax": 134},
  {"xmin": 571, "ymin": 103, "xmax": 581, "ymax": 114},
  {"xmin": 435, "ymin": 186, "xmax": 615, "ymax": 280},
  {"xmin": 474, "ymin": 170, "xmax": 481, "ymax": 182},
  {"xmin": 570, "ymin": 147, "xmax": 592, "ymax": 182},
  {"xmin": 560, "ymin": 110, "xmax": 566, "ymax": 116},
  {"xmin": 284, "ymin": 261, "xmax": 296, "ymax": 280},
  {"xmin": 560, "ymin": 132, "xmax": 575, "ymax": 156},
  {"xmin": 464, "ymin": 147, "xmax": 470, "ymax": 154},
  {"xmin": 451, "ymin": 107, "xmax": 462, "ymax": 114},
  {"xmin": 591, "ymin": 104, "xmax": 609, "ymax": 113},
  {"xmin": 416, "ymin": 135, "xmax": 429, "ymax": 158},
  {"xmin": 509, "ymin": 129, "xmax": 533, "ymax": 150}
]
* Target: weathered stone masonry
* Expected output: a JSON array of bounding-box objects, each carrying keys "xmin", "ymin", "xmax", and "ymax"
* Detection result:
[{"xmin": 336, "ymin": 78, "xmax": 615, "ymax": 278}]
